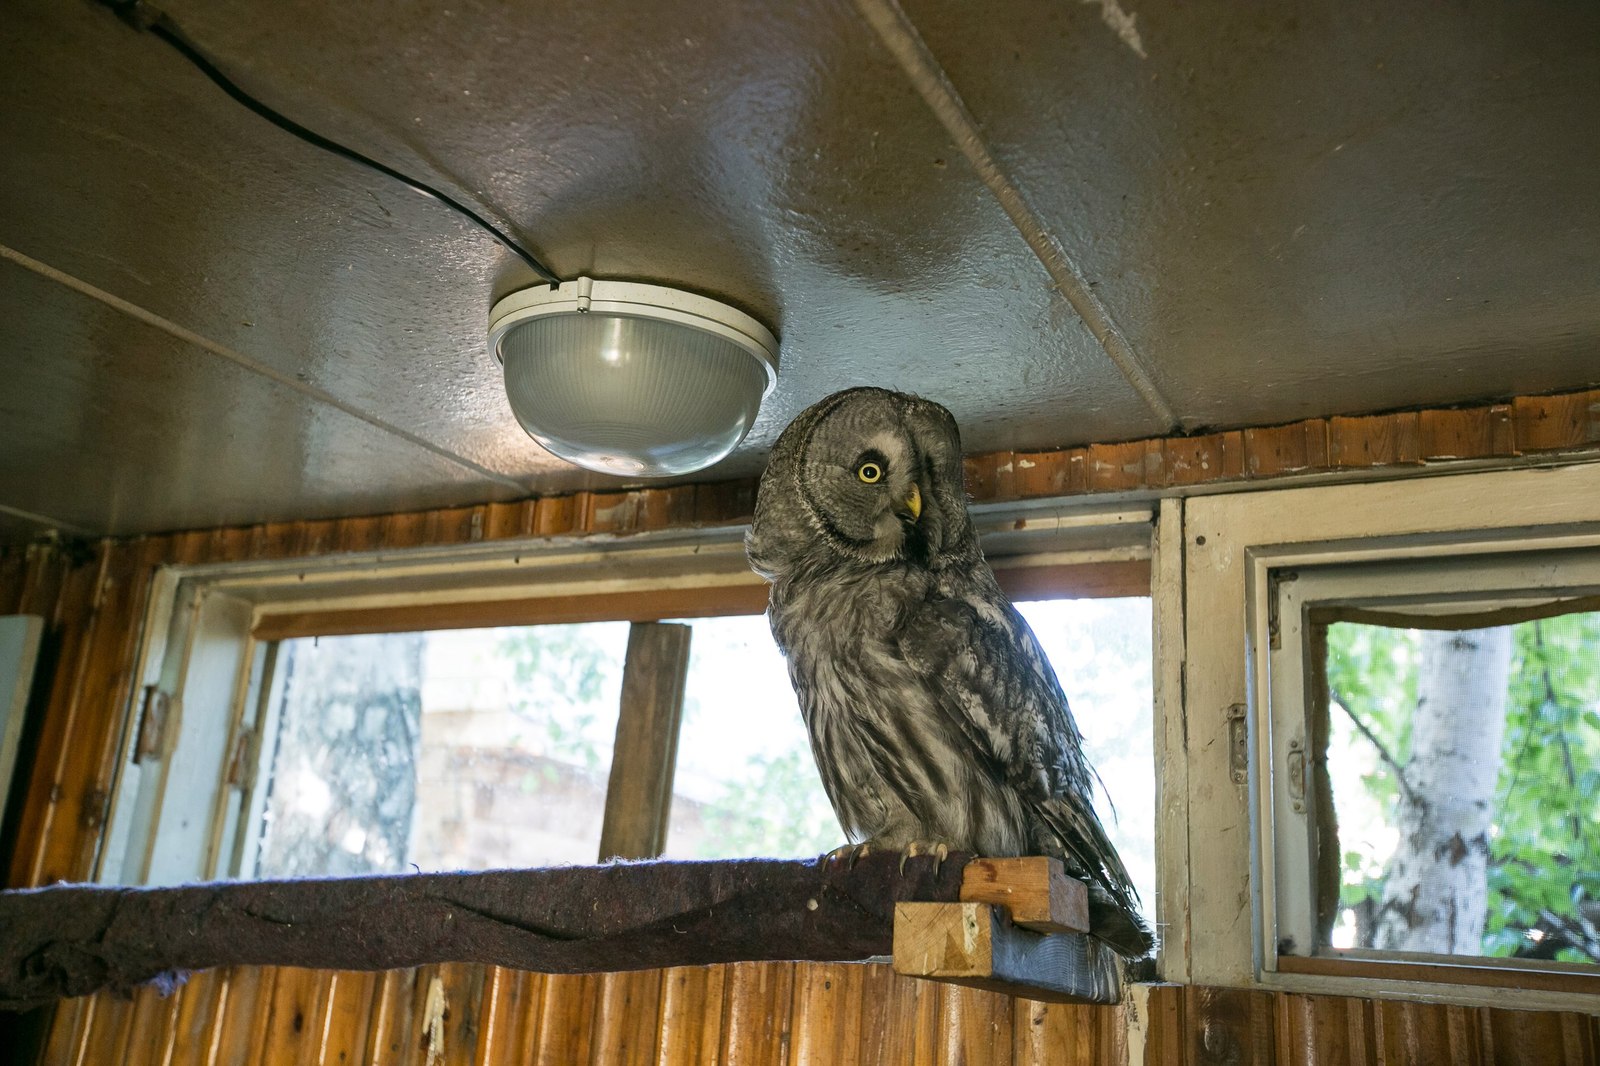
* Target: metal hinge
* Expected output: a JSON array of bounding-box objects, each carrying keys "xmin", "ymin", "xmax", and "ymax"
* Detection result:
[
  {"xmin": 1266, "ymin": 569, "xmax": 1298, "ymax": 650},
  {"xmin": 226, "ymin": 728, "xmax": 262, "ymax": 791},
  {"xmin": 133, "ymin": 686, "xmax": 171, "ymax": 763},
  {"xmin": 1226, "ymin": 702, "xmax": 1248, "ymax": 784}
]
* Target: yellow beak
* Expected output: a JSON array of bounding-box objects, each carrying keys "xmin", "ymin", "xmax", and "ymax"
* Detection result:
[{"xmin": 902, "ymin": 484, "xmax": 922, "ymax": 522}]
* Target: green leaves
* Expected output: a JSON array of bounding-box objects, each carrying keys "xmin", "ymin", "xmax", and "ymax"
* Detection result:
[{"xmin": 1327, "ymin": 612, "xmax": 1600, "ymax": 963}]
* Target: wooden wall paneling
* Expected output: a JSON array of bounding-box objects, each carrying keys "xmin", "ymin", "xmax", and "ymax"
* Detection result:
[
  {"xmin": 868, "ymin": 962, "xmax": 938, "ymax": 1066},
  {"xmin": 332, "ymin": 514, "xmax": 389, "ymax": 556},
  {"xmin": 315, "ymin": 970, "xmax": 378, "ymax": 1066},
  {"xmin": 717, "ymin": 961, "xmax": 795, "ymax": 1066},
  {"xmin": 376, "ymin": 511, "xmax": 429, "ymax": 550},
  {"xmin": 1087, "ymin": 441, "xmax": 1155, "ymax": 493},
  {"xmin": 789, "ymin": 962, "xmax": 863, "ymax": 1066},
  {"xmin": 205, "ymin": 965, "xmax": 275, "ymax": 1066},
  {"xmin": 257, "ymin": 965, "xmax": 326, "ymax": 1064},
  {"xmin": 1328, "ymin": 412, "xmax": 1422, "ymax": 469},
  {"xmin": 1184, "ymin": 985, "xmax": 1278, "ymax": 1066},
  {"xmin": 656, "ymin": 965, "xmax": 725, "ymax": 1066},
  {"xmin": 471, "ymin": 966, "xmax": 513, "ymax": 1062},
  {"xmin": 481, "ymin": 500, "xmax": 528, "ymax": 541},
  {"xmin": 963, "ymin": 451, "xmax": 1018, "ymax": 502},
  {"xmin": 35, "ymin": 996, "xmax": 88, "ymax": 1066},
  {"xmin": 689, "ymin": 479, "xmax": 756, "ymax": 527},
  {"xmin": 363, "ymin": 968, "xmax": 420, "ymax": 1066},
  {"xmin": 1513, "ymin": 390, "xmax": 1600, "ymax": 452},
  {"xmin": 530, "ymin": 972, "xmax": 599, "ymax": 1066},
  {"xmin": 532, "ymin": 494, "xmax": 580, "ymax": 537},
  {"xmin": 8, "ymin": 550, "xmax": 105, "ymax": 888},
  {"xmin": 582, "ymin": 492, "xmax": 639, "ymax": 536},
  {"xmin": 1479, "ymin": 1005, "xmax": 1599, "ymax": 1066},
  {"xmin": 852, "ymin": 963, "xmax": 897, "ymax": 1065},
  {"xmin": 585, "ymin": 969, "xmax": 663, "ymax": 1065},
  {"xmin": 424, "ymin": 962, "xmax": 488, "ymax": 1066},
  {"xmin": 1270, "ymin": 992, "xmax": 1372, "ymax": 1066},
  {"xmin": 1013, "ymin": 450, "xmax": 1068, "ymax": 498},
  {"xmin": 164, "ymin": 971, "xmax": 224, "ymax": 1066},
  {"xmin": 1418, "ymin": 405, "xmax": 1514, "ymax": 461},
  {"xmin": 1162, "ymin": 433, "xmax": 1243, "ymax": 489},
  {"xmin": 932, "ymin": 982, "xmax": 1012, "ymax": 1066},
  {"xmin": 73, "ymin": 989, "xmax": 135, "ymax": 1066},
  {"xmin": 1138, "ymin": 984, "xmax": 1185, "ymax": 1066},
  {"xmin": 117, "ymin": 983, "xmax": 182, "ymax": 1065}
]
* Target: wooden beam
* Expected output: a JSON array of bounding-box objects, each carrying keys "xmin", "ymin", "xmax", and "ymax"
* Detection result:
[
  {"xmin": 599, "ymin": 622, "xmax": 692, "ymax": 860},
  {"xmin": 0, "ymin": 851, "xmax": 969, "ymax": 1010},
  {"xmin": 959, "ymin": 856, "xmax": 1089, "ymax": 934},
  {"xmin": 893, "ymin": 901, "xmax": 1119, "ymax": 1004}
]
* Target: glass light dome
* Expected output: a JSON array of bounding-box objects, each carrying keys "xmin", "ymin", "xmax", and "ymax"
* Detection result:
[{"xmin": 488, "ymin": 278, "xmax": 779, "ymax": 477}]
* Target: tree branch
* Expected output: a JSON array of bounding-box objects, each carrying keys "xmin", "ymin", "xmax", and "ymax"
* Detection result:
[{"xmin": 1329, "ymin": 690, "xmax": 1417, "ymax": 804}]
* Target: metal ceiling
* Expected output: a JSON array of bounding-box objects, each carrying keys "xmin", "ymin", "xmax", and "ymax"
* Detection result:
[{"xmin": 3, "ymin": 0, "xmax": 1598, "ymax": 542}]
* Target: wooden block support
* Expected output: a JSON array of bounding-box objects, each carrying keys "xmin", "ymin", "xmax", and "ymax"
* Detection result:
[
  {"xmin": 892, "ymin": 902, "xmax": 1119, "ymax": 1005},
  {"xmin": 959, "ymin": 856, "xmax": 1089, "ymax": 934}
]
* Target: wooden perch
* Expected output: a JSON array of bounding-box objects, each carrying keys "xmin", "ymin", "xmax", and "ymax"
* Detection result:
[
  {"xmin": 0, "ymin": 853, "xmax": 966, "ymax": 1011},
  {"xmin": 895, "ymin": 857, "xmax": 1118, "ymax": 1004}
]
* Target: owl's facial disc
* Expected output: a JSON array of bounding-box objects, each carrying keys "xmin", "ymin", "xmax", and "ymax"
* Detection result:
[{"xmin": 796, "ymin": 416, "xmax": 929, "ymax": 563}]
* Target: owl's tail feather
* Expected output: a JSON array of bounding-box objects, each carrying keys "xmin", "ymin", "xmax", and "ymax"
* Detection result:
[{"xmin": 1087, "ymin": 885, "xmax": 1156, "ymax": 959}]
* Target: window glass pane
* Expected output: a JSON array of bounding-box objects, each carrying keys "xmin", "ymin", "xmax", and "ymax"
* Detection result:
[
  {"xmin": 255, "ymin": 622, "xmax": 628, "ymax": 877},
  {"xmin": 1017, "ymin": 597, "xmax": 1156, "ymax": 929},
  {"xmin": 663, "ymin": 614, "xmax": 842, "ymax": 860},
  {"xmin": 1324, "ymin": 614, "xmax": 1600, "ymax": 965}
]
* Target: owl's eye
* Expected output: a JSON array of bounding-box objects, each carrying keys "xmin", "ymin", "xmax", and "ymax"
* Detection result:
[{"xmin": 857, "ymin": 461, "xmax": 884, "ymax": 484}]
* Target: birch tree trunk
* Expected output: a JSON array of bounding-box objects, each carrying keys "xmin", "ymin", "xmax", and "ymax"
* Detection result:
[{"xmin": 1371, "ymin": 627, "xmax": 1512, "ymax": 954}]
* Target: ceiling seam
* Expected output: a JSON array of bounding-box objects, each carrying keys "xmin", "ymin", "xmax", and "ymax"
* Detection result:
[
  {"xmin": 0, "ymin": 244, "xmax": 527, "ymax": 492},
  {"xmin": 0, "ymin": 501, "xmax": 97, "ymax": 538},
  {"xmin": 853, "ymin": 0, "xmax": 1180, "ymax": 433}
]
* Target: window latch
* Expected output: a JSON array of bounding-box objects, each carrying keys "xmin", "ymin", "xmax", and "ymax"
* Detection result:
[
  {"xmin": 134, "ymin": 686, "xmax": 171, "ymax": 763},
  {"xmin": 1287, "ymin": 737, "xmax": 1306, "ymax": 813},
  {"xmin": 1226, "ymin": 702, "xmax": 1248, "ymax": 784}
]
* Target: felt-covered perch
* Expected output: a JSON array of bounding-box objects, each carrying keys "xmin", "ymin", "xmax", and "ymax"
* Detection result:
[
  {"xmin": 0, "ymin": 853, "xmax": 965, "ymax": 1010},
  {"xmin": 0, "ymin": 853, "xmax": 1123, "ymax": 1010}
]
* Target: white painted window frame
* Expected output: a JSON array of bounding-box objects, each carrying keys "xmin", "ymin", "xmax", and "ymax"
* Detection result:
[
  {"xmin": 1181, "ymin": 461, "xmax": 1600, "ymax": 1013},
  {"xmin": 95, "ymin": 500, "xmax": 1159, "ymax": 894}
]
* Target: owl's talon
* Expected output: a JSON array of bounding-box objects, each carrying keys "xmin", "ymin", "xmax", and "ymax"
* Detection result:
[
  {"xmin": 898, "ymin": 841, "xmax": 952, "ymax": 875},
  {"xmin": 821, "ymin": 843, "xmax": 871, "ymax": 869}
]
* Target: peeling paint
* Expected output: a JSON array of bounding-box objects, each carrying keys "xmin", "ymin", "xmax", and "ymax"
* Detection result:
[
  {"xmin": 422, "ymin": 974, "xmax": 447, "ymax": 1066},
  {"xmin": 1081, "ymin": 0, "xmax": 1147, "ymax": 58}
]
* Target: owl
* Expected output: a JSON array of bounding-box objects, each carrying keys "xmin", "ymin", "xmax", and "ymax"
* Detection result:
[{"xmin": 746, "ymin": 387, "xmax": 1154, "ymax": 958}]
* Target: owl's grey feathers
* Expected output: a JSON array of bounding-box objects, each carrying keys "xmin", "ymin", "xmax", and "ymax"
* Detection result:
[{"xmin": 748, "ymin": 387, "xmax": 1153, "ymax": 958}]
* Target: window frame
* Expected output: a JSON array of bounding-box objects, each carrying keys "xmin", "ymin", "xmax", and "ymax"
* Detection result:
[
  {"xmin": 1182, "ymin": 459, "xmax": 1600, "ymax": 1013},
  {"xmin": 1262, "ymin": 546, "xmax": 1600, "ymax": 992},
  {"xmin": 95, "ymin": 501, "xmax": 1158, "ymax": 897}
]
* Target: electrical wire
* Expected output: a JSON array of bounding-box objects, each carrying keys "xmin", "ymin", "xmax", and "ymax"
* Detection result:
[{"xmin": 98, "ymin": 0, "xmax": 562, "ymax": 285}]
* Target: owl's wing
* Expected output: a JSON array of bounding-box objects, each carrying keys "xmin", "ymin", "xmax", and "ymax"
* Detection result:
[{"xmin": 892, "ymin": 586, "xmax": 1142, "ymax": 915}]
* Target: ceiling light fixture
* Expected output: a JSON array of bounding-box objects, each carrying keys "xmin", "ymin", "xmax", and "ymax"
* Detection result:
[{"xmin": 488, "ymin": 278, "xmax": 779, "ymax": 477}]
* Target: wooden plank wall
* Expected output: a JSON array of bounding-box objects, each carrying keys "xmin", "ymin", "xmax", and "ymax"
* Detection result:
[
  {"xmin": 24, "ymin": 962, "xmax": 1600, "ymax": 1065},
  {"xmin": 3, "ymin": 386, "xmax": 1600, "ymax": 1065}
]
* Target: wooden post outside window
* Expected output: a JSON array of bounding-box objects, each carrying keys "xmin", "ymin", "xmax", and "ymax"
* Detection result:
[{"xmin": 597, "ymin": 622, "xmax": 692, "ymax": 861}]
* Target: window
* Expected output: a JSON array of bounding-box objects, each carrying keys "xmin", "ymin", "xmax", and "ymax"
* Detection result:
[
  {"xmin": 1182, "ymin": 462, "xmax": 1600, "ymax": 1010},
  {"xmin": 1265, "ymin": 550, "xmax": 1600, "ymax": 986},
  {"xmin": 99, "ymin": 504, "xmax": 1160, "ymax": 910},
  {"xmin": 251, "ymin": 623, "xmax": 630, "ymax": 878}
]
